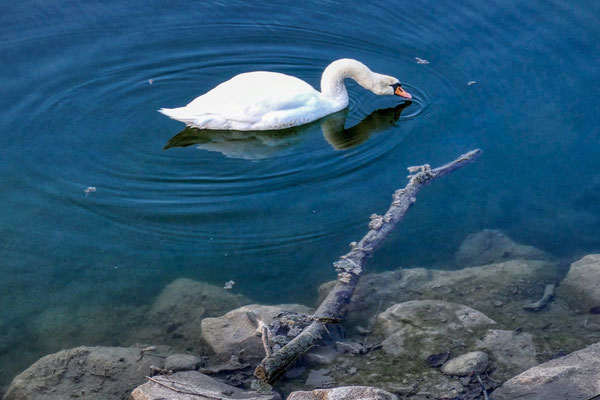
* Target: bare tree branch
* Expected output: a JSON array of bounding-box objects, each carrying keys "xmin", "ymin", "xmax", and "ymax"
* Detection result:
[{"xmin": 254, "ymin": 149, "xmax": 482, "ymax": 383}]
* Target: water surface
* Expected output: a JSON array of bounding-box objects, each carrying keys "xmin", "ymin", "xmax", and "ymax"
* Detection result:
[{"xmin": 0, "ymin": 0, "xmax": 598, "ymax": 388}]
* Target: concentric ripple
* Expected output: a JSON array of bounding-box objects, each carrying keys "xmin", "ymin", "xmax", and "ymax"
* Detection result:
[
  {"xmin": 2, "ymin": 0, "xmax": 599, "ymax": 389},
  {"xmin": 2, "ymin": 17, "xmax": 457, "ymax": 258}
]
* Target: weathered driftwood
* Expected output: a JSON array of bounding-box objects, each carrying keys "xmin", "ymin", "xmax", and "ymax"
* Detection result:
[{"xmin": 254, "ymin": 149, "xmax": 482, "ymax": 383}]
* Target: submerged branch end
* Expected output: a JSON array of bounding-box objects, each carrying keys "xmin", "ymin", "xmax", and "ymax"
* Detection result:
[{"xmin": 523, "ymin": 283, "xmax": 556, "ymax": 311}]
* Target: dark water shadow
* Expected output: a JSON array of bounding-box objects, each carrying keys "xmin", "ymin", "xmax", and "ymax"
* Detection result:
[{"xmin": 163, "ymin": 101, "xmax": 412, "ymax": 159}]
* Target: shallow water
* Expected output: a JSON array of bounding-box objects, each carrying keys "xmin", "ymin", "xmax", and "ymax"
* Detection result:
[{"xmin": 1, "ymin": 0, "xmax": 599, "ymax": 388}]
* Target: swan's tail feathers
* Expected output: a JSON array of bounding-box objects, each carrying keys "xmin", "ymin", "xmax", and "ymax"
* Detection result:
[{"xmin": 158, "ymin": 107, "xmax": 197, "ymax": 125}]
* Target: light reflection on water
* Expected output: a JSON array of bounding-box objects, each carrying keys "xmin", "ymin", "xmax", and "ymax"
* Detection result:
[{"xmin": 0, "ymin": 0, "xmax": 598, "ymax": 389}]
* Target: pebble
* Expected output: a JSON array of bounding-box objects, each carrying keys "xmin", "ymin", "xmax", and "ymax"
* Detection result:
[
  {"xmin": 441, "ymin": 351, "xmax": 489, "ymax": 376},
  {"xmin": 494, "ymin": 300, "xmax": 504, "ymax": 307},
  {"xmin": 164, "ymin": 354, "xmax": 203, "ymax": 372}
]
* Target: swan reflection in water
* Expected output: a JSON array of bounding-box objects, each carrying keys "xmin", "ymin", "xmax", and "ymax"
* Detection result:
[{"xmin": 163, "ymin": 101, "xmax": 412, "ymax": 159}]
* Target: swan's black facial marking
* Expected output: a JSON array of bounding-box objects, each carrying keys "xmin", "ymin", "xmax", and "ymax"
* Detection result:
[{"xmin": 390, "ymin": 83, "xmax": 412, "ymax": 99}]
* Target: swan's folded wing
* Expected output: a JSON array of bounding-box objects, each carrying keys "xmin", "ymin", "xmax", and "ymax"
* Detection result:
[{"xmin": 185, "ymin": 71, "xmax": 321, "ymax": 121}]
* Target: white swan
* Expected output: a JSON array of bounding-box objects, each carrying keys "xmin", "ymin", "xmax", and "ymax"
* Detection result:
[{"xmin": 158, "ymin": 58, "xmax": 412, "ymax": 131}]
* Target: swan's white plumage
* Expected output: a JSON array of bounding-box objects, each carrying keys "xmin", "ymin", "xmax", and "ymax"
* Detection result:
[{"xmin": 159, "ymin": 59, "xmax": 402, "ymax": 131}]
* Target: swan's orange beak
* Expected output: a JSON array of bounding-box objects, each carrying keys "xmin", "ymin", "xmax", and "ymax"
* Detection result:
[{"xmin": 394, "ymin": 85, "xmax": 412, "ymax": 99}]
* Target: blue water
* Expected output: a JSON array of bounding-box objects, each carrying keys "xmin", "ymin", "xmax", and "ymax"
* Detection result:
[{"xmin": 1, "ymin": 0, "xmax": 598, "ymax": 388}]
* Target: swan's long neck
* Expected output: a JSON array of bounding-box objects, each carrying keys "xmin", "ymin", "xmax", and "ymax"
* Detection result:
[{"xmin": 320, "ymin": 59, "xmax": 376, "ymax": 107}]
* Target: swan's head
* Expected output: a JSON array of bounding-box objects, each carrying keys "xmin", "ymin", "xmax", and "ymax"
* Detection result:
[
  {"xmin": 371, "ymin": 74, "xmax": 412, "ymax": 99},
  {"xmin": 390, "ymin": 82, "xmax": 412, "ymax": 99}
]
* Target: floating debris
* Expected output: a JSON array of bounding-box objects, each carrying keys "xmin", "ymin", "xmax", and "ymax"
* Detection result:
[
  {"xmin": 84, "ymin": 186, "xmax": 96, "ymax": 196},
  {"xmin": 224, "ymin": 280, "xmax": 235, "ymax": 290},
  {"xmin": 468, "ymin": 80, "xmax": 477, "ymax": 86},
  {"xmin": 415, "ymin": 57, "xmax": 430, "ymax": 64}
]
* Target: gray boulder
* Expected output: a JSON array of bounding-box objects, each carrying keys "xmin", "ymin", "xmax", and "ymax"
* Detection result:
[
  {"xmin": 4, "ymin": 345, "xmax": 170, "ymax": 400},
  {"xmin": 455, "ymin": 229, "xmax": 551, "ymax": 267},
  {"xmin": 475, "ymin": 329, "xmax": 538, "ymax": 381},
  {"xmin": 201, "ymin": 304, "xmax": 313, "ymax": 361},
  {"xmin": 492, "ymin": 342, "xmax": 600, "ymax": 400},
  {"xmin": 375, "ymin": 300, "xmax": 496, "ymax": 358},
  {"xmin": 131, "ymin": 370, "xmax": 280, "ymax": 400},
  {"xmin": 135, "ymin": 278, "xmax": 250, "ymax": 347},
  {"xmin": 318, "ymin": 259, "xmax": 560, "ymax": 333},
  {"xmin": 287, "ymin": 386, "xmax": 397, "ymax": 400},
  {"xmin": 558, "ymin": 254, "xmax": 600, "ymax": 311}
]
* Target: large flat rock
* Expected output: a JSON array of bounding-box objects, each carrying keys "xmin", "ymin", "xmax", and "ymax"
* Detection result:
[
  {"xmin": 492, "ymin": 342, "xmax": 600, "ymax": 400},
  {"xmin": 4, "ymin": 345, "xmax": 170, "ymax": 400},
  {"xmin": 375, "ymin": 300, "xmax": 496, "ymax": 358},
  {"xmin": 131, "ymin": 371, "xmax": 280, "ymax": 400}
]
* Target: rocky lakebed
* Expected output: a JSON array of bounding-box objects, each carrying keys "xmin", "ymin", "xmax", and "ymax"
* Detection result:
[{"xmin": 3, "ymin": 229, "xmax": 600, "ymax": 400}]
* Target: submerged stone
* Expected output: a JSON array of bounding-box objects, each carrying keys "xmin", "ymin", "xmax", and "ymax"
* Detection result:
[
  {"xmin": 475, "ymin": 329, "xmax": 538, "ymax": 381},
  {"xmin": 319, "ymin": 257, "xmax": 560, "ymax": 337},
  {"xmin": 375, "ymin": 300, "xmax": 495, "ymax": 359},
  {"xmin": 455, "ymin": 229, "xmax": 552, "ymax": 267},
  {"xmin": 133, "ymin": 278, "xmax": 251, "ymax": 347},
  {"xmin": 4, "ymin": 345, "xmax": 171, "ymax": 400},
  {"xmin": 558, "ymin": 254, "xmax": 600, "ymax": 310}
]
